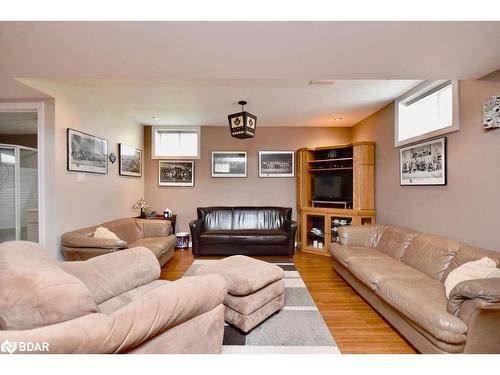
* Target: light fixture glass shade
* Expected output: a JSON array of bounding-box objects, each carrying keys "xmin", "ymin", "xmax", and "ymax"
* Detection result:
[
  {"xmin": 132, "ymin": 198, "xmax": 150, "ymax": 209},
  {"xmin": 228, "ymin": 111, "xmax": 257, "ymax": 139}
]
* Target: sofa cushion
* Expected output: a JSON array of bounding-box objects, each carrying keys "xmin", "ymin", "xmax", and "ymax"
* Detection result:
[
  {"xmin": 256, "ymin": 208, "xmax": 288, "ymax": 230},
  {"xmin": 232, "ymin": 208, "xmax": 259, "ymax": 230},
  {"xmin": 375, "ymin": 226, "xmax": 418, "ymax": 260},
  {"xmin": 200, "ymin": 207, "xmax": 233, "ymax": 230},
  {"xmin": 199, "ymin": 230, "xmax": 288, "ymax": 245},
  {"xmin": 401, "ymin": 234, "xmax": 461, "ymax": 281},
  {"xmin": 349, "ymin": 258, "xmax": 431, "ymax": 290},
  {"xmin": 61, "ymin": 247, "xmax": 162, "ymax": 304},
  {"xmin": 195, "ymin": 255, "xmax": 284, "ymax": 296},
  {"xmin": 377, "ymin": 279, "xmax": 467, "ymax": 345},
  {"xmin": 0, "ymin": 241, "xmax": 98, "ymax": 330},
  {"xmin": 98, "ymin": 280, "xmax": 168, "ymax": 314},
  {"xmin": 338, "ymin": 224, "xmax": 385, "ymax": 247},
  {"xmin": 104, "ymin": 218, "xmax": 141, "ymax": 244},
  {"xmin": 443, "ymin": 245, "xmax": 500, "ymax": 280},
  {"xmin": 129, "ymin": 235, "xmax": 176, "ymax": 259},
  {"xmin": 136, "ymin": 219, "xmax": 172, "ymax": 238},
  {"xmin": 329, "ymin": 244, "xmax": 391, "ymax": 268}
]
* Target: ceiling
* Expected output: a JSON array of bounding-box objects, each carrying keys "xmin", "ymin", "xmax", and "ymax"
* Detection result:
[
  {"xmin": 0, "ymin": 112, "xmax": 38, "ymax": 134},
  {"xmin": 1, "ymin": 22, "xmax": 499, "ymax": 127}
]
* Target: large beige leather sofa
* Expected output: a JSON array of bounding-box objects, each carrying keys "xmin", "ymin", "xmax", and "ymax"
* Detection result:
[
  {"xmin": 0, "ymin": 241, "xmax": 227, "ymax": 354},
  {"xmin": 330, "ymin": 225, "xmax": 500, "ymax": 354},
  {"xmin": 61, "ymin": 218, "xmax": 176, "ymax": 266}
]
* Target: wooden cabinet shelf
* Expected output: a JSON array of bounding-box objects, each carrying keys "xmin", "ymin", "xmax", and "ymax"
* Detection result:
[
  {"xmin": 297, "ymin": 207, "xmax": 376, "ymax": 256},
  {"xmin": 308, "ymin": 157, "xmax": 353, "ymax": 163},
  {"xmin": 296, "ymin": 142, "xmax": 376, "ymax": 256},
  {"xmin": 307, "ymin": 232, "xmax": 325, "ymax": 239},
  {"xmin": 308, "ymin": 167, "xmax": 353, "ymax": 173}
]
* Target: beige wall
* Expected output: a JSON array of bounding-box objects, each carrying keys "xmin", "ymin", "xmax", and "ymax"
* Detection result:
[
  {"xmin": 53, "ymin": 85, "xmax": 144, "ymax": 258},
  {"xmin": 144, "ymin": 126, "xmax": 351, "ymax": 232},
  {"xmin": 351, "ymin": 80, "xmax": 500, "ymax": 251},
  {"xmin": 21, "ymin": 82, "xmax": 145, "ymax": 258},
  {"xmin": 6, "ymin": 79, "xmax": 500, "ymax": 256}
]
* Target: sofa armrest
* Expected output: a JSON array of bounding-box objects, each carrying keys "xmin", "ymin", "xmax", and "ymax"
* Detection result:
[
  {"xmin": 448, "ymin": 278, "xmax": 500, "ymax": 316},
  {"xmin": 284, "ymin": 219, "xmax": 297, "ymax": 234},
  {"xmin": 189, "ymin": 218, "xmax": 204, "ymax": 257},
  {"xmin": 60, "ymin": 247, "xmax": 160, "ymax": 304},
  {"xmin": 337, "ymin": 225, "xmax": 385, "ymax": 247},
  {"xmin": 0, "ymin": 274, "xmax": 227, "ymax": 354},
  {"xmin": 284, "ymin": 219, "xmax": 298, "ymax": 257},
  {"xmin": 61, "ymin": 232, "xmax": 128, "ymax": 250},
  {"xmin": 136, "ymin": 219, "xmax": 172, "ymax": 237},
  {"xmin": 109, "ymin": 274, "xmax": 227, "ymax": 350},
  {"xmin": 448, "ymin": 278, "xmax": 500, "ymax": 353}
]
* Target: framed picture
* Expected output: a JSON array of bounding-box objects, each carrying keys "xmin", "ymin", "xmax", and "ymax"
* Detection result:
[
  {"xmin": 211, "ymin": 151, "xmax": 247, "ymax": 177},
  {"xmin": 67, "ymin": 128, "xmax": 108, "ymax": 174},
  {"xmin": 158, "ymin": 160, "xmax": 195, "ymax": 187},
  {"xmin": 119, "ymin": 144, "xmax": 142, "ymax": 177},
  {"xmin": 400, "ymin": 137, "xmax": 446, "ymax": 186},
  {"xmin": 259, "ymin": 151, "xmax": 295, "ymax": 178}
]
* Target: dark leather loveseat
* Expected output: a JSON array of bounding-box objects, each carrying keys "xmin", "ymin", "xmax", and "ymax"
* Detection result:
[{"xmin": 189, "ymin": 207, "xmax": 297, "ymax": 257}]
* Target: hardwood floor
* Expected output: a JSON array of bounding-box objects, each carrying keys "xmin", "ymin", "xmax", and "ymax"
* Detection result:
[{"xmin": 160, "ymin": 249, "xmax": 417, "ymax": 354}]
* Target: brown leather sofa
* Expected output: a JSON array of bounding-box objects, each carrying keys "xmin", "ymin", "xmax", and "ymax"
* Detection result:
[
  {"xmin": 61, "ymin": 218, "xmax": 176, "ymax": 266},
  {"xmin": 330, "ymin": 224, "xmax": 500, "ymax": 354},
  {"xmin": 0, "ymin": 241, "xmax": 227, "ymax": 354},
  {"xmin": 189, "ymin": 207, "xmax": 297, "ymax": 257}
]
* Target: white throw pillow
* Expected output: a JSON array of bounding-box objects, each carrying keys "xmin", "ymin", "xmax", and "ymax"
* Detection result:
[
  {"xmin": 445, "ymin": 257, "xmax": 500, "ymax": 297},
  {"xmin": 93, "ymin": 226, "xmax": 121, "ymax": 241}
]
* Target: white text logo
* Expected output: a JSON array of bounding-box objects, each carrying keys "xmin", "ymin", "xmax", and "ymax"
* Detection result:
[{"xmin": 1, "ymin": 340, "xmax": 49, "ymax": 354}]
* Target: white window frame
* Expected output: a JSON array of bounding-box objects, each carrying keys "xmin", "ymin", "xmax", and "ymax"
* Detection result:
[
  {"xmin": 395, "ymin": 80, "xmax": 460, "ymax": 147},
  {"xmin": 151, "ymin": 126, "xmax": 201, "ymax": 159}
]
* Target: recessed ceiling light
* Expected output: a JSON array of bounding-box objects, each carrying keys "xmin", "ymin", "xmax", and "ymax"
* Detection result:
[
  {"xmin": 152, "ymin": 116, "xmax": 160, "ymax": 120},
  {"xmin": 309, "ymin": 80, "xmax": 336, "ymax": 85},
  {"xmin": 335, "ymin": 117, "xmax": 343, "ymax": 121}
]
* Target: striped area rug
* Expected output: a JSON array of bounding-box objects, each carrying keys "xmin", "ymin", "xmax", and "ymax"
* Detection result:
[{"xmin": 183, "ymin": 259, "xmax": 340, "ymax": 354}]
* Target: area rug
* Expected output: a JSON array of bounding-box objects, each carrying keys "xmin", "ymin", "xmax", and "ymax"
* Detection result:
[{"xmin": 183, "ymin": 259, "xmax": 340, "ymax": 354}]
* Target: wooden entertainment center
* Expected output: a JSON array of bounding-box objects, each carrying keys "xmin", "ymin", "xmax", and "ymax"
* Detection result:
[{"xmin": 296, "ymin": 142, "xmax": 376, "ymax": 256}]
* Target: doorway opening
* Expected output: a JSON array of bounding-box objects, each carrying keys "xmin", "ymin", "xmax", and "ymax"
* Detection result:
[{"xmin": 0, "ymin": 103, "xmax": 45, "ymax": 245}]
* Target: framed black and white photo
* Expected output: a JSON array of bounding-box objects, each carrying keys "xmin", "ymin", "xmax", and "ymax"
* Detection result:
[
  {"xmin": 259, "ymin": 151, "xmax": 295, "ymax": 178},
  {"xmin": 119, "ymin": 144, "xmax": 142, "ymax": 177},
  {"xmin": 158, "ymin": 160, "xmax": 194, "ymax": 187},
  {"xmin": 400, "ymin": 137, "xmax": 446, "ymax": 186},
  {"xmin": 211, "ymin": 151, "xmax": 247, "ymax": 178},
  {"xmin": 67, "ymin": 128, "xmax": 108, "ymax": 174}
]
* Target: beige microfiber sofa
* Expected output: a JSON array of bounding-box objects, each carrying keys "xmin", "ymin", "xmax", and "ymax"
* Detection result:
[
  {"xmin": 330, "ymin": 225, "xmax": 500, "ymax": 354},
  {"xmin": 61, "ymin": 218, "xmax": 176, "ymax": 266},
  {"xmin": 0, "ymin": 241, "xmax": 227, "ymax": 354}
]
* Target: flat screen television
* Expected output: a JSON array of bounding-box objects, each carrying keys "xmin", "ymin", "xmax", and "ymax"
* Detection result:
[{"xmin": 313, "ymin": 173, "xmax": 352, "ymax": 203}]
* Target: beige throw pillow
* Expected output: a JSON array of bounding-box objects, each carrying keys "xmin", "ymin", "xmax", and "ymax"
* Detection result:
[
  {"xmin": 445, "ymin": 257, "xmax": 500, "ymax": 297},
  {"xmin": 94, "ymin": 226, "xmax": 121, "ymax": 241}
]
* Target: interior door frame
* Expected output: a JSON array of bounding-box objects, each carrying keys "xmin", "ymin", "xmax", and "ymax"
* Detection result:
[{"xmin": 0, "ymin": 102, "xmax": 46, "ymax": 246}]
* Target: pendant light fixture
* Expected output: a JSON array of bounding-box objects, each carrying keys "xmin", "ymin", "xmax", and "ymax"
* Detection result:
[{"xmin": 228, "ymin": 100, "xmax": 257, "ymax": 139}]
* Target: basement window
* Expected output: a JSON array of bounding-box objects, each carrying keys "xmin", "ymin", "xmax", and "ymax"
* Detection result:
[
  {"xmin": 151, "ymin": 126, "xmax": 201, "ymax": 159},
  {"xmin": 395, "ymin": 80, "xmax": 459, "ymax": 147}
]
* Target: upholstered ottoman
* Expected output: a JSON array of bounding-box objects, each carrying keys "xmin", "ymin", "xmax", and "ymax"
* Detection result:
[{"xmin": 195, "ymin": 255, "xmax": 285, "ymax": 333}]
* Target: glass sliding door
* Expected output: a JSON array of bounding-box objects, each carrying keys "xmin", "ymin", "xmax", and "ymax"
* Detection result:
[
  {"xmin": 0, "ymin": 109, "xmax": 40, "ymax": 245},
  {"xmin": 0, "ymin": 145, "xmax": 38, "ymax": 243},
  {"xmin": 0, "ymin": 147, "xmax": 16, "ymax": 242}
]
